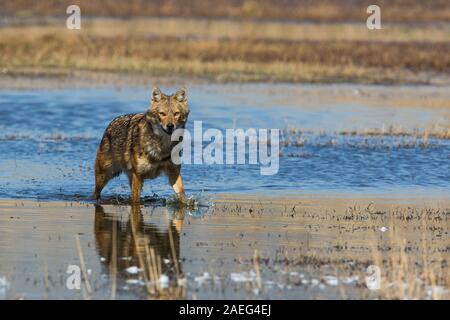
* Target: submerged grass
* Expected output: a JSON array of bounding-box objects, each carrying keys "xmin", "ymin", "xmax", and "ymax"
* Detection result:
[
  {"xmin": 282, "ymin": 125, "xmax": 450, "ymax": 151},
  {"xmin": 187, "ymin": 199, "xmax": 450, "ymax": 299},
  {"xmin": 368, "ymin": 208, "xmax": 449, "ymax": 299},
  {"xmin": 1, "ymin": 199, "xmax": 448, "ymax": 299},
  {"xmin": 122, "ymin": 205, "xmax": 185, "ymax": 299}
]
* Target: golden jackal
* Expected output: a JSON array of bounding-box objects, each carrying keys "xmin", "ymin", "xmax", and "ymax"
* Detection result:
[{"xmin": 93, "ymin": 87, "xmax": 189, "ymax": 203}]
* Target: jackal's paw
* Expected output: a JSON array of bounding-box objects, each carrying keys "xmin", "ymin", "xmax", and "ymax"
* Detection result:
[
  {"xmin": 177, "ymin": 193, "xmax": 194, "ymax": 206},
  {"xmin": 91, "ymin": 192, "xmax": 100, "ymax": 201}
]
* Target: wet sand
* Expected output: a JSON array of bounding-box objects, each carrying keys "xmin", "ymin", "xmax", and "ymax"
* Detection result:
[{"xmin": 0, "ymin": 196, "xmax": 448, "ymax": 300}]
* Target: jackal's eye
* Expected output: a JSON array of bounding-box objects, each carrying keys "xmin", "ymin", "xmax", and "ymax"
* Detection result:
[
  {"xmin": 174, "ymin": 112, "xmax": 180, "ymax": 117},
  {"xmin": 159, "ymin": 112, "xmax": 167, "ymax": 117}
]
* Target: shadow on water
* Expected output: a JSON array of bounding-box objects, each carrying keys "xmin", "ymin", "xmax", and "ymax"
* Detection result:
[{"xmin": 94, "ymin": 203, "xmax": 187, "ymax": 298}]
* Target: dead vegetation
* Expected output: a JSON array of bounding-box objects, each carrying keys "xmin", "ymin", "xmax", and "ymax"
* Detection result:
[
  {"xmin": 282, "ymin": 126, "xmax": 450, "ymax": 150},
  {"xmin": 211, "ymin": 199, "xmax": 450, "ymax": 299},
  {"xmin": 1, "ymin": 22, "xmax": 449, "ymax": 84},
  {"xmin": 2, "ymin": 0, "xmax": 450, "ymax": 23},
  {"xmin": 1, "ymin": 1, "xmax": 449, "ymax": 83},
  {"xmin": 1, "ymin": 199, "xmax": 449, "ymax": 299}
]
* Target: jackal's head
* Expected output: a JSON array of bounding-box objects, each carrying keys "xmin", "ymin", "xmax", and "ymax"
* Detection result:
[{"xmin": 147, "ymin": 87, "xmax": 189, "ymax": 135}]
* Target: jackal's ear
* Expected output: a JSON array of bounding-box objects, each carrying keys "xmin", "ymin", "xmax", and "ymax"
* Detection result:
[
  {"xmin": 174, "ymin": 87, "xmax": 187, "ymax": 102},
  {"xmin": 152, "ymin": 86, "xmax": 162, "ymax": 102}
]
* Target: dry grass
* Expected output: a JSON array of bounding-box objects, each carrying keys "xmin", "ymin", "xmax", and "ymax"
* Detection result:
[
  {"xmin": 1, "ymin": 19, "xmax": 449, "ymax": 84},
  {"xmin": 1, "ymin": 199, "xmax": 448, "ymax": 299},
  {"xmin": 121, "ymin": 205, "xmax": 184, "ymax": 299},
  {"xmin": 368, "ymin": 208, "xmax": 449, "ymax": 299},
  {"xmin": 4, "ymin": 18, "xmax": 450, "ymax": 43},
  {"xmin": 211, "ymin": 198, "xmax": 450, "ymax": 299},
  {"xmin": 3, "ymin": 0, "xmax": 450, "ymax": 23},
  {"xmin": 92, "ymin": 204, "xmax": 186, "ymax": 299},
  {"xmin": 340, "ymin": 127, "xmax": 450, "ymax": 140}
]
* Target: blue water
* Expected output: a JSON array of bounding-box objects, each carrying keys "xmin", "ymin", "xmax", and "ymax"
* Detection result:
[{"xmin": 0, "ymin": 85, "xmax": 449, "ymax": 200}]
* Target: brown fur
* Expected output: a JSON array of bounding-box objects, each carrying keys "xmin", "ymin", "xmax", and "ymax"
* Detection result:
[{"xmin": 93, "ymin": 87, "xmax": 189, "ymax": 203}]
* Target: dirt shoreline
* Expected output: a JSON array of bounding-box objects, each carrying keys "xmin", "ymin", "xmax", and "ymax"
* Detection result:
[
  {"xmin": 1, "ymin": 72, "xmax": 450, "ymax": 111},
  {"xmin": 0, "ymin": 196, "xmax": 448, "ymax": 299}
]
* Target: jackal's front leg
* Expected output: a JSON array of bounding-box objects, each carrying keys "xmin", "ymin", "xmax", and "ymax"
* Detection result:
[{"xmin": 167, "ymin": 165, "xmax": 187, "ymax": 204}]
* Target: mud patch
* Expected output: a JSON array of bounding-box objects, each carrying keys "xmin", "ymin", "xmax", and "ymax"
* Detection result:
[{"xmin": 0, "ymin": 197, "xmax": 448, "ymax": 299}]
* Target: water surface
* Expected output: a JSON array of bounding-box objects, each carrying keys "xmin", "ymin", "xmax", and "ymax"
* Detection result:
[{"xmin": 0, "ymin": 84, "xmax": 449, "ymax": 200}]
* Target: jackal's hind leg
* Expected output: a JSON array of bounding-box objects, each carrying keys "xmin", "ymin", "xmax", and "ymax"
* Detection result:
[{"xmin": 93, "ymin": 160, "xmax": 118, "ymax": 200}]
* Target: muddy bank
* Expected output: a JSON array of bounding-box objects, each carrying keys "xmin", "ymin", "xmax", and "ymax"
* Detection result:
[
  {"xmin": 0, "ymin": 196, "xmax": 448, "ymax": 300},
  {"xmin": 1, "ymin": 73, "xmax": 449, "ymax": 110}
]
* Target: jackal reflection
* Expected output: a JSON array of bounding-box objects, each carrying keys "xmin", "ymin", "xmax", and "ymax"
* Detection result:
[{"xmin": 94, "ymin": 204, "xmax": 185, "ymax": 295}]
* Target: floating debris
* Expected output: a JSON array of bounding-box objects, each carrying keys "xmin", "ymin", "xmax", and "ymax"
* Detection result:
[
  {"xmin": 125, "ymin": 266, "xmax": 142, "ymax": 274},
  {"xmin": 230, "ymin": 271, "xmax": 256, "ymax": 283},
  {"xmin": 159, "ymin": 274, "xmax": 169, "ymax": 289},
  {"xmin": 0, "ymin": 276, "xmax": 10, "ymax": 298}
]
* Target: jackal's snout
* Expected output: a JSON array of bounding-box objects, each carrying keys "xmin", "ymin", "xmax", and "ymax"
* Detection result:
[{"xmin": 166, "ymin": 123, "xmax": 175, "ymax": 134}]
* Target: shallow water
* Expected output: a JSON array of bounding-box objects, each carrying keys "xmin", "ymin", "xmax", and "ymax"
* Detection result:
[
  {"xmin": 0, "ymin": 84, "xmax": 449, "ymax": 201},
  {"xmin": 0, "ymin": 83, "xmax": 449, "ymax": 300},
  {"xmin": 1, "ymin": 198, "xmax": 448, "ymax": 300}
]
